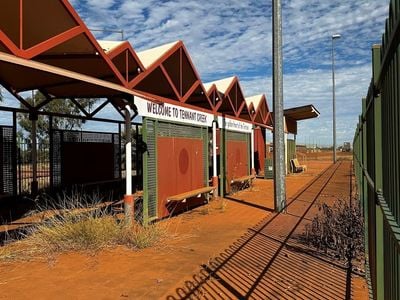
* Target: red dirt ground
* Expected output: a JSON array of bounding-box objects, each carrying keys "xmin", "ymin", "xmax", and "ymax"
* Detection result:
[{"xmin": 0, "ymin": 159, "xmax": 367, "ymax": 299}]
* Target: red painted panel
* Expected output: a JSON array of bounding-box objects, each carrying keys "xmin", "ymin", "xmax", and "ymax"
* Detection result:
[
  {"xmin": 226, "ymin": 140, "xmax": 248, "ymax": 183},
  {"xmin": 157, "ymin": 137, "xmax": 204, "ymax": 218}
]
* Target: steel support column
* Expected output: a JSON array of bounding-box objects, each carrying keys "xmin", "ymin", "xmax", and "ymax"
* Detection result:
[{"xmin": 273, "ymin": 0, "xmax": 286, "ymax": 212}]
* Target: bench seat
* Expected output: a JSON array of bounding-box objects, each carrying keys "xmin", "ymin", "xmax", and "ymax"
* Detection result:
[
  {"xmin": 291, "ymin": 158, "xmax": 307, "ymax": 173},
  {"xmin": 167, "ymin": 186, "xmax": 215, "ymax": 203}
]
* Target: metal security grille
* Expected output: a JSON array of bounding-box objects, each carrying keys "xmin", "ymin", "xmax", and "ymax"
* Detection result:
[
  {"xmin": 226, "ymin": 130, "xmax": 248, "ymax": 142},
  {"xmin": 51, "ymin": 130, "xmax": 121, "ymax": 187},
  {"xmin": 0, "ymin": 126, "xmax": 16, "ymax": 195},
  {"xmin": 158, "ymin": 122, "xmax": 203, "ymax": 139},
  {"xmin": 144, "ymin": 119, "xmax": 157, "ymax": 220},
  {"xmin": 51, "ymin": 130, "xmax": 62, "ymax": 187}
]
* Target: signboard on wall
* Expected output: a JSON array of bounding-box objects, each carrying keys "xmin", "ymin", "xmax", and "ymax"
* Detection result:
[
  {"xmin": 218, "ymin": 116, "xmax": 252, "ymax": 133},
  {"xmin": 135, "ymin": 97, "xmax": 214, "ymax": 127}
]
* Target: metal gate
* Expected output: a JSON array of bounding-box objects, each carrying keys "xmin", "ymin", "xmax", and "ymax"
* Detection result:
[
  {"xmin": 0, "ymin": 126, "xmax": 16, "ymax": 196},
  {"xmin": 51, "ymin": 129, "xmax": 121, "ymax": 188}
]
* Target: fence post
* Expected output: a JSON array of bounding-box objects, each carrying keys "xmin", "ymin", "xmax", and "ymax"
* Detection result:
[
  {"xmin": 372, "ymin": 44, "xmax": 385, "ymax": 300},
  {"xmin": 29, "ymin": 111, "xmax": 38, "ymax": 195}
]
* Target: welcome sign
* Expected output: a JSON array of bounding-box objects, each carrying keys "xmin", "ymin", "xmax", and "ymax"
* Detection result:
[{"xmin": 135, "ymin": 97, "xmax": 214, "ymax": 127}]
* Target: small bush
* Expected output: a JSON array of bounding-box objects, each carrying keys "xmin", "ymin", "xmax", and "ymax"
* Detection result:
[{"xmin": 304, "ymin": 198, "xmax": 364, "ymax": 261}]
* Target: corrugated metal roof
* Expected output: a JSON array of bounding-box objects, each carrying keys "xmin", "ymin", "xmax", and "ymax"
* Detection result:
[
  {"xmin": 97, "ymin": 40, "xmax": 126, "ymax": 53},
  {"xmin": 204, "ymin": 76, "xmax": 236, "ymax": 94},
  {"xmin": 203, "ymin": 82, "xmax": 215, "ymax": 93},
  {"xmin": 136, "ymin": 41, "xmax": 180, "ymax": 69},
  {"xmin": 246, "ymin": 94, "xmax": 264, "ymax": 110}
]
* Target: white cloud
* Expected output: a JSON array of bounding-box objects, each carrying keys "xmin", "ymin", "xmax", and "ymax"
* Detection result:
[
  {"xmin": 239, "ymin": 63, "xmax": 372, "ymax": 145},
  {"xmin": 2, "ymin": 0, "xmax": 389, "ymax": 146}
]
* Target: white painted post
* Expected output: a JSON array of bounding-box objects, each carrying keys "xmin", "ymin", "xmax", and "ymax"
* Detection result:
[
  {"xmin": 284, "ymin": 131, "xmax": 288, "ymax": 174},
  {"xmin": 124, "ymin": 105, "xmax": 133, "ymax": 223},
  {"xmin": 212, "ymin": 120, "xmax": 218, "ymax": 196},
  {"xmin": 251, "ymin": 127, "xmax": 255, "ymax": 175}
]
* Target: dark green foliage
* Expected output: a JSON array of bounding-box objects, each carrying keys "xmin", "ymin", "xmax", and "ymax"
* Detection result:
[{"xmin": 18, "ymin": 91, "xmax": 98, "ymax": 143}]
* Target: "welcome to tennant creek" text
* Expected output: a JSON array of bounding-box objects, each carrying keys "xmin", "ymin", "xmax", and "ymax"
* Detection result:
[{"xmin": 147, "ymin": 102, "xmax": 208, "ymax": 123}]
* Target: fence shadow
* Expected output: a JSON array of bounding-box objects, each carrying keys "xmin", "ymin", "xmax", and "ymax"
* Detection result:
[
  {"xmin": 166, "ymin": 162, "xmax": 359, "ymax": 299},
  {"xmin": 166, "ymin": 214, "xmax": 356, "ymax": 299}
]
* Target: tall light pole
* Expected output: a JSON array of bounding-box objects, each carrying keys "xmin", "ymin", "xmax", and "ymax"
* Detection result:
[
  {"xmin": 273, "ymin": 0, "xmax": 286, "ymax": 212},
  {"xmin": 331, "ymin": 34, "xmax": 341, "ymax": 163}
]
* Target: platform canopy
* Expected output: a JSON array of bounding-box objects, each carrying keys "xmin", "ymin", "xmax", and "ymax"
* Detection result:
[
  {"xmin": 204, "ymin": 76, "xmax": 249, "ymax": 118},
  {"xmin": 98, "ymin": 40, "xmax": 145, "ymax": 85},
  {"xmin": 132, "ymin": 41, "xmax": 212, "ymax": 109},
  {"xmin": 281, "ymin": 104, "xmax": 320, "ymax": 135},
  {"xmin": 245, "ymin": 94, "xmax": 272, "ymax": 127},
  {"xmin": 284, "ymin": 104, "xmax": 320, "ymax": 121},
  {"xmin": 0, "ymin": 51, "xmax": 154, "ymax": 102}
]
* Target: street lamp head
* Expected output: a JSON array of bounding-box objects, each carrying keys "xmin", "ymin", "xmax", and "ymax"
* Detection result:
[{"xmin": 332, "ymin": 34, "xmax": 341, "ymax": 39}]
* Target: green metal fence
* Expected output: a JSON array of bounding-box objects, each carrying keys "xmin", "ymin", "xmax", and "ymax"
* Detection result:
[{"xmin": 353, "ymin": 1, "xmax": 400, "ymax": 299}]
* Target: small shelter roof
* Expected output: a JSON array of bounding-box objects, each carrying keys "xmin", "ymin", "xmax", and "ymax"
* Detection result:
[
  {"xmin": 284, "ymin": 104, "xmax": 320, "ymax": 121},
  {"xmin": 270, "ymin": 104, "xmax": 320, "ymax": 134}
]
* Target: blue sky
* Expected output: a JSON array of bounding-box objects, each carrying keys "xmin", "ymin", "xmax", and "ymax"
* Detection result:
[{"xmin": 0, "ymin": 0, "xmax": 390, "ymax": 146}]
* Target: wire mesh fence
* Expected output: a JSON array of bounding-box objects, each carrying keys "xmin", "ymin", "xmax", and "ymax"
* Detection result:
[{"xmin": 16, "ymin": 141, "xmax": 50, "ymax": 194}]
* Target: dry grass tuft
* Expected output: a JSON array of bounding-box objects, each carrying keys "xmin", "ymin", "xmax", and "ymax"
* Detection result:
[
  {"xmin": 216, "ymin": 198, "xmax": 227, "ymax": 212},
  {"xmin": 0, "ymin": 192, "xmax": 168, "ymax": 261}
]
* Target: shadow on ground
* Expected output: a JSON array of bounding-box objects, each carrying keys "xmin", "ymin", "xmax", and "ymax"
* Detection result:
[{"xmin": 165, "ymin": 161, "xmax": 363, "ymax": 300}]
